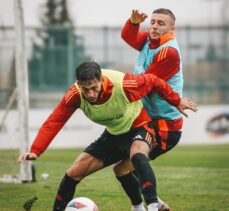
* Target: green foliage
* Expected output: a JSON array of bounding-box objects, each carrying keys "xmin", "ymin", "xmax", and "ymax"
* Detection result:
[
  {"xmin": 41, "ymin": 0, "xmax": 72, "ymax": 27},
  {"xmin": 0, "ymin": 145, "xmax": 229, "ymax": 211}
]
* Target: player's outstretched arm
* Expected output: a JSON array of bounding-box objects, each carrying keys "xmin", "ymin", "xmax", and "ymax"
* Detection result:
[
  {"xmin": 130, "ymin": 10, "xmax": 148, "ymax": 24},
  {"xmin": 177, "ymin": 97, "xmax": 198, "ymax": 118},
  {"xmin": 18, "ymin": 152, "xmax": 38, "ymax": 163},
  {"xmin": 123, "ymin": 73, "xmax": 198, "ymax": 116}
]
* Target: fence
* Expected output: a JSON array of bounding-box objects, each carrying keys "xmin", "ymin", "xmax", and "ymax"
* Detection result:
[{"xmin": 0, "ymin": 25, "xmax": 228, "ymax": 107}]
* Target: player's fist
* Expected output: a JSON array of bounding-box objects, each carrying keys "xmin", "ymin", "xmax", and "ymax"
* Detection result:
[
  {"xmin": 18, "ymin": 152, "xmax": 38, "ymax": 163},
  {"xmin": 130, "ymin": 10, "xmax": 148, "ymax": 25}
]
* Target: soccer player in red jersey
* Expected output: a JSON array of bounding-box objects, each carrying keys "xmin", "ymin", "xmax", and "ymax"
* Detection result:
[
  {"xmin": 113, "ymin": 9, "xmax": 190, "ymax": 211},
  {"xmin": 18, "ymin": 61, "xmax": 196, "ymax": 211}
]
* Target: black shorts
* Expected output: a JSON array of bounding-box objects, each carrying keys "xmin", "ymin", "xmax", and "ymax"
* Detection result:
[
  {"xmin": 84, "ymin": 122, "xmax": 155, "ymax": 167},
  {"xmin": 149, "ymin": 129, "xmax": 182, "ymax": 160}
]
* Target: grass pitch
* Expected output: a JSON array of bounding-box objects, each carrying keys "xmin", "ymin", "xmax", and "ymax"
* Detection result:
[{"xmin": 0, "ymin": 144, "xmax": 229, "ymax": 211}]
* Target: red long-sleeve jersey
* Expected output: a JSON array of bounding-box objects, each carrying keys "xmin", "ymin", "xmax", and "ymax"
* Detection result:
[
  {"xmin": 30, "ymin": 73, "xmax": 181, "ymax": 156},
  {"xmin": 121, "ymin": 19, "xmax": 183, "ymax": 130}
]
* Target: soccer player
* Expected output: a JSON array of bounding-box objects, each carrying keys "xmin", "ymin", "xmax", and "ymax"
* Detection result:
[
  {"xmin": 18, "ymin": 61, "xmax": 197, "ymax": 211},
  {"xmin": 113, "ymin": 9, "xmax": 188, "ymax": 211}
]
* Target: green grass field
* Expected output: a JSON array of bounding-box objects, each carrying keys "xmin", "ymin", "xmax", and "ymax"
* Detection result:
[{"xmin": 0, "ymin": 144, "xmax": 229, "ymax": 211}]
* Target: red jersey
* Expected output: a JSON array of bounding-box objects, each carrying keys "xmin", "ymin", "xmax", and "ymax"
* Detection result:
[{"xmin": 121, "ymin": 19, "xmax": 183, "ymax": 131}]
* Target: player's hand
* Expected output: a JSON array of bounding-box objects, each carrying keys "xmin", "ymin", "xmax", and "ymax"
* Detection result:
[
  {"xmin": 177, "ymin": 97, "xmax": 198, "ymax": 118},
  {"xmin": 18, "ymin": 152, "xmax": 38, "ymax": 163},
  {"xmin": 130, "ymin": 10, "xmax": 148, "ymax": 25}
]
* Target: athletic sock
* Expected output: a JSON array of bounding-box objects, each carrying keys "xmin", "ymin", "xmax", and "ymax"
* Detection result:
[
  {"xmin": 157, "ymin": 196, "xmax": 164, "ymax": 208},
  {"xmin": 147, "ymin": 202, "xmax": 159, "ymax": 211},
  {"xmin": 53, "ymin": 173, "xmax": 79, "ymax": 211},
  {"xmin": 131, "ymin": 153, "xmax": 158, "ymax": 205},
  {"xmin": 132, "ymin": 202, "xmax": 146, "ymax": 211},
  {"xmin": 116, "ymin": 171, "xmax": 142, "ymax": 205}
]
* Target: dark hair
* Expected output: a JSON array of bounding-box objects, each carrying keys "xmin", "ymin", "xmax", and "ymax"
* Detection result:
[
  {"xmin": 153, "ymin": 8, "xmax": 176, "ymax": 22},
  {"xmin": 75, "ymin": 61, "xmax": 101, "ymax": 82}
]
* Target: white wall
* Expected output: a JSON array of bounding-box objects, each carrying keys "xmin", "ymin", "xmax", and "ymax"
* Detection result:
[
  {"xmin": 181, "ymin": 105, "xmax": 229, "ymax": 145},
  {"xmin": 0, "ymin": 105, "xmax": 229, "ymax": 149}
]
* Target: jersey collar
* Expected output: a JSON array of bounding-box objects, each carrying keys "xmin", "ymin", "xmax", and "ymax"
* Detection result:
[{"xmin": 149, "ymin": 31, "xmax": 175, "ymax": 49}]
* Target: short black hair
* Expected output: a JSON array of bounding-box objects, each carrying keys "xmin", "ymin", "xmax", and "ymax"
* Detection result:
[
  {"xmin": 75, "ymin": 61, "xmax": 101, "ymax": 82},
  {"xmin": 153, "ymin": 8, "xmax": 176, "ymax": 22}
]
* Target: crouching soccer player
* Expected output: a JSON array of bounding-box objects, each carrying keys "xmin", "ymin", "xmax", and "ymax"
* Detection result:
[{"xmin": 18, "ymin": 61, "xmax": 197, "ymax": 211}]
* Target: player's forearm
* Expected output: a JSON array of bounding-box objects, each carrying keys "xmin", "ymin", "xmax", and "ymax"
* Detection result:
[
  {"xmin": 29, "ymin": 96, "xmax": 78, "ymax": 156},
  {"xmin": 121, "ymin": 19, "xmax": 147, "ymax": 50},
  {"xmin": 30, "ymin": 119, "xmax": 66, "ymax": 156},
  {"xmin": 30, "ymin": 135, "xmax": 52, "ymax": 157},
  {"xmin": 123, "ymin": 73, "xmax": 179, "ymax": 105},
  {"xmin": 151, "ymin": 75, "xmax": 181, "ymax": 106}
]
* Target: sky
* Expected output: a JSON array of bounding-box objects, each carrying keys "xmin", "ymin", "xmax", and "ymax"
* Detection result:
[{"xmin": 0, "ymin": 0, "xmax": 227, "ymax": 27}]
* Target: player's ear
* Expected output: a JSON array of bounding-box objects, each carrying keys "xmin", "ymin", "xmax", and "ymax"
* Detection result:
[
  {"xmin": 76, "ymin": 80, "xmax": 81, "ymax": 87},
  {"xmin": 171, "ymin": 25, "xmax": 175, "ymax": 31}
]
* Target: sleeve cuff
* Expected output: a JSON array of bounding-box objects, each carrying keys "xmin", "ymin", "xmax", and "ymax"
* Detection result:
[
  {"xmin": 128, "ymin": 18, "xmax": 140, "ymax": 26},
  {"xmin": 174, "ymin": 96, "xmax": 181, "ymax": 107},
  {"xmin": 30, "ymin": 149, "xmax": 41, "ymax": 157}
]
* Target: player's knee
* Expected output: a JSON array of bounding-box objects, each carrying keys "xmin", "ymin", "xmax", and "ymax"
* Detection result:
[
  {"xmin": 130, "ymin": 140, "xmax": 149, "ymax": 158},
  {"xmin": 66, "ymin": 164, "xmax": 86, "ymax": 181},
  {"xmin": 113, "ymin": 162, "xmax": 132, "ymax": 177},
  {"xmin": 113, "ymin": 163, "xmax": 123, "ymax": 176}
]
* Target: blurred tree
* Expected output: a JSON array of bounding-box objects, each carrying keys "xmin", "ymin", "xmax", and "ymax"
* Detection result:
[
  {"xmin": 29, "ymin": 0, "xmax": 89, "ymax": 90},
  {"xmin": 205, "ymin": 43, "xmax": 217, "ymax": 62}
]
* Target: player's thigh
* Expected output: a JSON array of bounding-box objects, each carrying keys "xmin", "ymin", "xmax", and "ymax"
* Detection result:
[
  {"xmin": 129, "ymin": 122, "xmax": 155, "ymax": 158},
  {"xmin": 113, "ymin": 159, "xmax": 134, "ymax": 176},
  {"xmin": 84, "ymin": 130, "xmax": 129, "ymax": 167},
  {"xmin": 67, "ymin": 152, "xmax": 104, "ymax": 180},
  {"xmin": 149, "ymin": 130, "xmax": 182, "ymax": 160}
]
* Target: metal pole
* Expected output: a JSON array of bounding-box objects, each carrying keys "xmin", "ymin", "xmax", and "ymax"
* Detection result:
[{"xmin": 14, "ymin": 0, "xmax": 32, "ymax": 182}]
